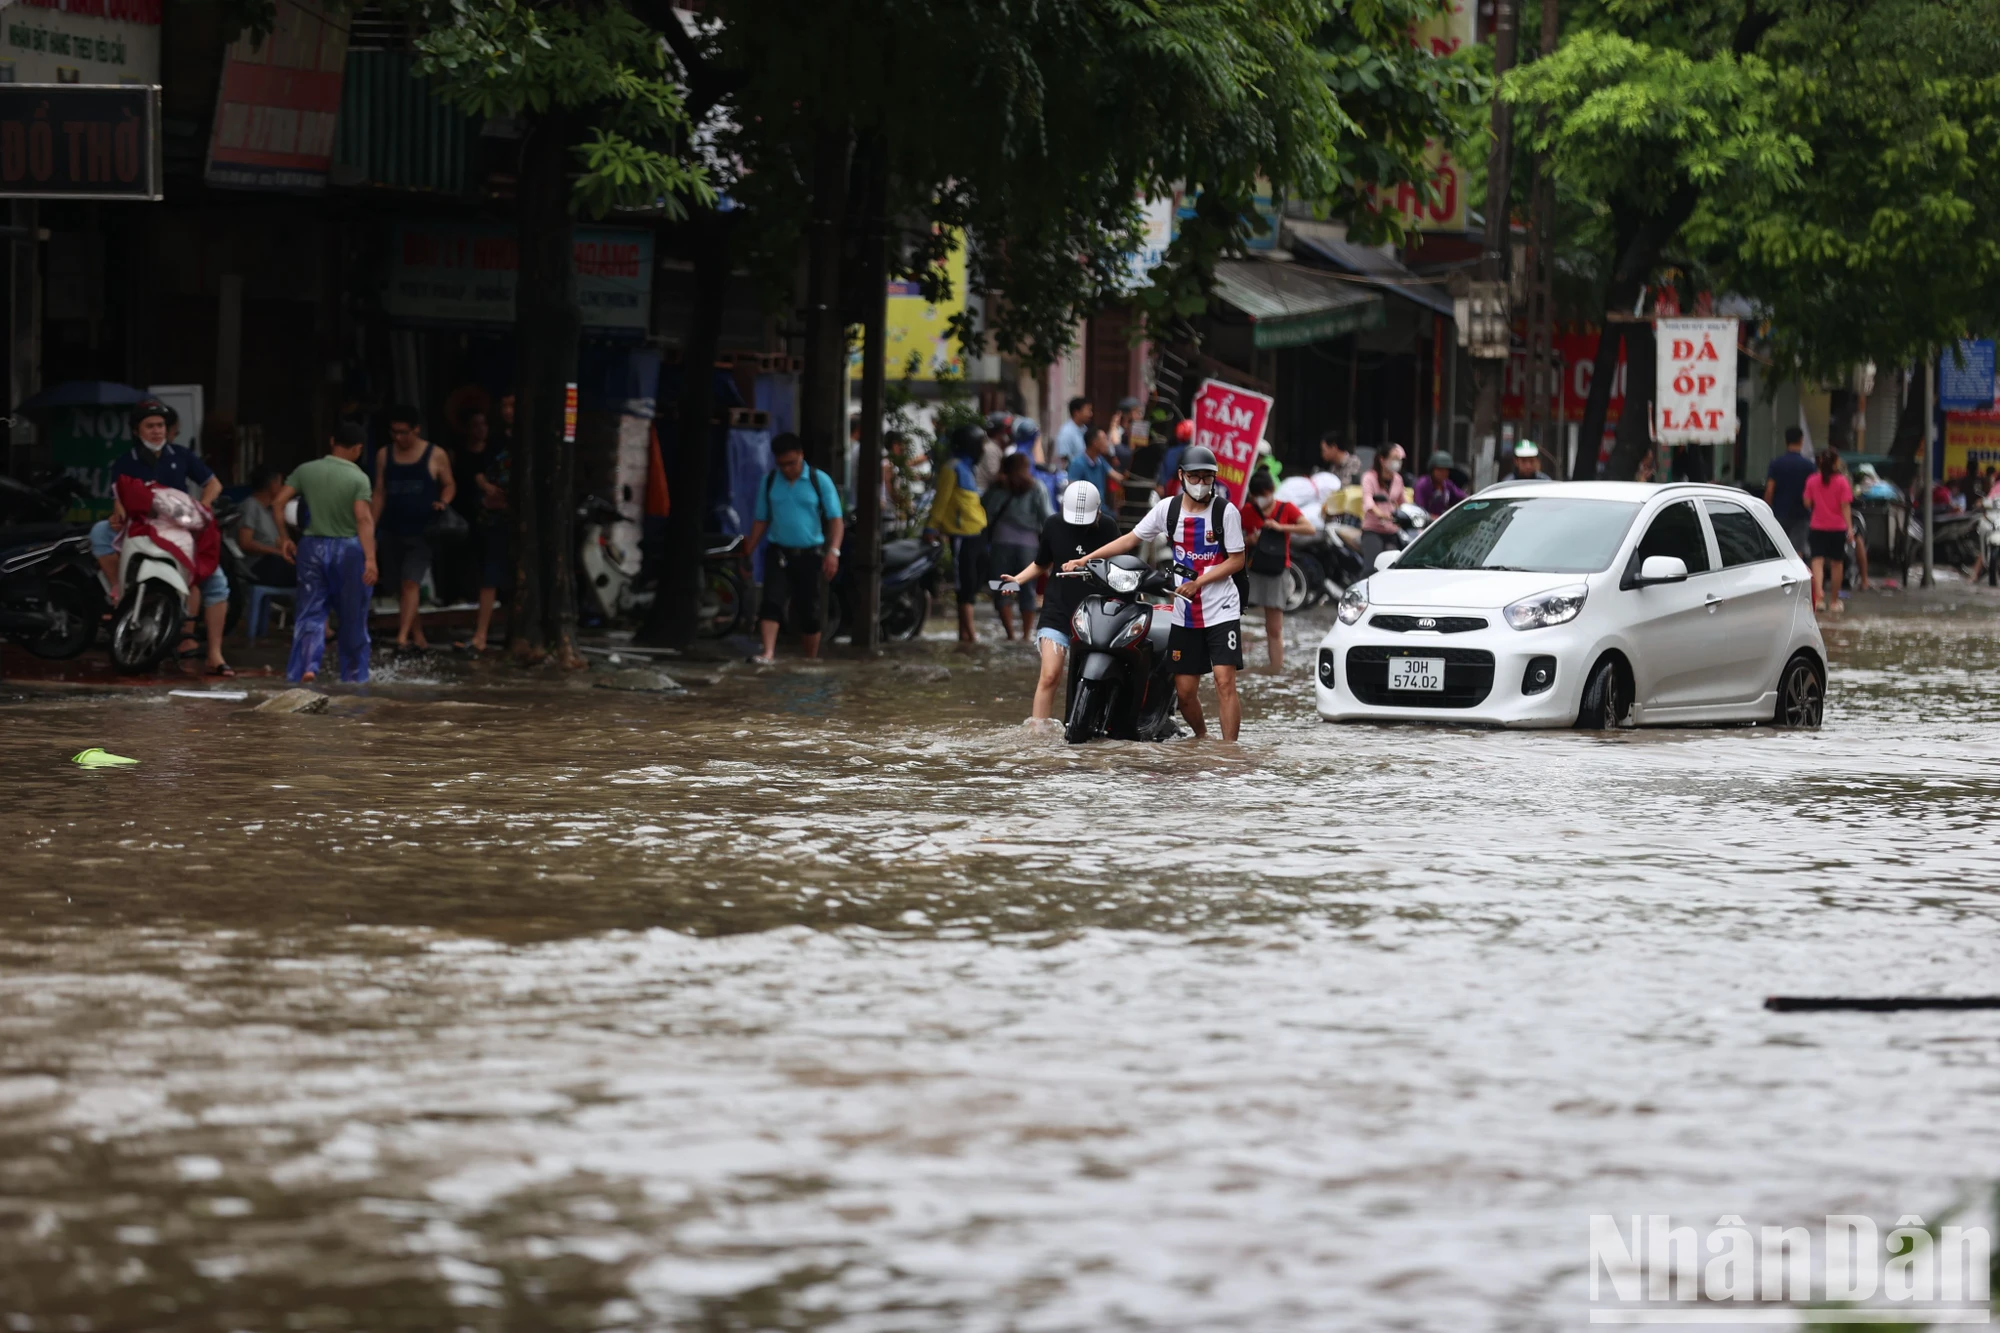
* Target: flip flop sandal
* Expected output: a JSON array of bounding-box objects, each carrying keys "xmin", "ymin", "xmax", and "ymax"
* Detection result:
[{"xmin": 207, "ymin": 662, "xmax": 237, "ymax": 678}]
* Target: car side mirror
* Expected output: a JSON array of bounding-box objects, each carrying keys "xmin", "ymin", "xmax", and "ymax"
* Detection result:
[
  {"xmin": 1633, "ymin": 555, "xmax": 1688, "ymax": 586},
  {"xmin": 1373, "ymin": 550, "xmax": 1402, "ymax": 572}
]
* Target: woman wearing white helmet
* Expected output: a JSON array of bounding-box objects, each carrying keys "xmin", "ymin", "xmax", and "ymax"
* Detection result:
[{"xmin": 997, "ymin": 480, "xmax": 1120, "ymax": 722}]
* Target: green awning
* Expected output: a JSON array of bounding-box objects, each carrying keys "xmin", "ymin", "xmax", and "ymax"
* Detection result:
[{"xmin": 1212, "ymin": 259, "xmax": 1388, "ymax": 349}]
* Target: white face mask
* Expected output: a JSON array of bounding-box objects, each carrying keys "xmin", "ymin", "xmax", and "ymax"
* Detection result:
[
  {"xmin": 141, "ymin": 438, "xmax": 166, "ymax": 454},
  {"xmin": 1183, "ymin": 477, "xmax": 1216, "ymax": 504},
  {"xmin": 1254, "ymin": 494, "xmax": 1275, "ymax": 512}
]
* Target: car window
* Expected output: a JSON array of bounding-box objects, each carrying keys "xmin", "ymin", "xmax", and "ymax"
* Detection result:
[
  {"xmin": 1632, "ymin": 500, "xmax": 1711, "ymax": 574},
  {"xmin": 1704, "ymin": 499, "xmax": 1782, "ymax": 567},
  {"xmin": 1394, "ymin": 498, "xmax": 1642, "ymax": 573}
]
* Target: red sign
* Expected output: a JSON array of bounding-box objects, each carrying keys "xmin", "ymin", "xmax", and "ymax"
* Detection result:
[
  {"xmin": 1503, "ymin": 330, "xmax": 1627, "ymax": 423},
  {"xmin": 563, "ymin": 383, "xmax": 578, "ymax": 444},
  {"xmin": 204, "ymin": 0, "xmax": 348, "ymax": 191},
  {"xmin": 1190, "ymin": 379, "xmax": 1273, "ymax": 507}
]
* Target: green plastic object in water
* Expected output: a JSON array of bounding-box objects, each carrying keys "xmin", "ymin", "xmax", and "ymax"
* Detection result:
[{"xmin": 71, "ymin": 748, "xmax": 139, "ymax": 768}]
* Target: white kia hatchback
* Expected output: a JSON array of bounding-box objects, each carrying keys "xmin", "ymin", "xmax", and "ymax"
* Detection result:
[{"xmin": 1314, "ymin": 481, "xmax": 1827, "ymax": 729}]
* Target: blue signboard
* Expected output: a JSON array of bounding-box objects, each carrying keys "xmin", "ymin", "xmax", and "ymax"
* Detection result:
[{"xmin": 1938, "ymin": 338, "xmax": 1996, "ymax": 411}]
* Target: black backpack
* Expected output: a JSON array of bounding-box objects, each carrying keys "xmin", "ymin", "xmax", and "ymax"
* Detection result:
[{"xmin": 1164, "ymin": 493, "xmax": 1251, "ymax": 602}]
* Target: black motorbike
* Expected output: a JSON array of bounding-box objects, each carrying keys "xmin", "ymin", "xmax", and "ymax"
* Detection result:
[
  {"xmin": 828, "ymin": 531, "xmax": 940, "ymax": 643},
  {"xmin": 0, "ymin": 527, "xmax": 105, "ymax": 660},
  {"xmin": 1045, "ymin": 554, "xmax": 1184, "ymax": 745}
]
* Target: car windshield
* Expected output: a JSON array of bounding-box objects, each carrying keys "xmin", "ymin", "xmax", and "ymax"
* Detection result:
[{"xmin": 1394, "ymin": 497, "xmax": 1642, "ymax": 574}]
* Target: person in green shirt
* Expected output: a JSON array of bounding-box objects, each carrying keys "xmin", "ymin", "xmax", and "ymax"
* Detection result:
[{"xmin": 268, "ymin": 422, "xmax": 379, "ymax": 683}]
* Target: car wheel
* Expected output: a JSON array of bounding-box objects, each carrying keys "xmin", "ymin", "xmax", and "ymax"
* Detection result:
[
  {"xmin": 1574, "ymin": 657, "xmax": 1628, "ymax": 731},
  {"xmin": 1774, "ymin": 653, "xmax": 1824, "ymax": 729}
]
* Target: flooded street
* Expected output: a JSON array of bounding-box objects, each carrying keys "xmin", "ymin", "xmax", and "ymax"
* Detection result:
[{"xmin": 4, "ymin": 607, "xmax": 2000, "ymax": 1331}]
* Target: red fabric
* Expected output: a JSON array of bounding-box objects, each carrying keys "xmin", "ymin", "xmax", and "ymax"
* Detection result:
[
  {"xmin": 645, "ymin": 424, "xmax": 671, "ymax": 518},
  {"xmin": 113, "ymin": 476, "xmax": 219, "ymax": 581},
  {"xmin": 1241, "ymin": 498, "xmax": 1303, "ymax": 563}
]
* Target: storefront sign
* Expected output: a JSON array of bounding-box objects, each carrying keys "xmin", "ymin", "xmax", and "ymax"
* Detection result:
[
  {"xmin": 204, "ymin": 0, "xmax": 347, "ymax": 191},
  {"xmin": 384, "ymin": 222, "xmax": 654, "ymax": 336},
  {"xmin": 1944, "ymin": 410, "xmax": 2000, "ymax": 480},
  {"xmin": 1938, "ymin": 339, "xmax": 1996, "ymax": 412},
  {"xmin": 1503, "ymin": 330, "xmax": 1627, "ymax": 422},
  {"xmin": 0, "ymin": 84, "xmax": 158, "ymax": 198},
  {"xmin": 849, "ymin": 234, "xmax": 966, "ymax": 381},
  {"xmin": 1190, "ymin": 379, "xmax": 1273, "ymax": 507},
  {"xmin": 1652, "ymin": 317, "xmax": 1738, "ymax": 444},
  {"xmin": 0, "ymin": 0, "xmax": 161, "ymax": 86},
  {"xmin": 48, "ymin": 402, "xmax": 138, "ymax": 517}
]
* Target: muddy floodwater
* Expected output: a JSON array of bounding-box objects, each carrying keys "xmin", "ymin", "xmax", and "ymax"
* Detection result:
[{"xmin": 4, "ymin": 609, "xmax": 2000, "ymax": 1331}]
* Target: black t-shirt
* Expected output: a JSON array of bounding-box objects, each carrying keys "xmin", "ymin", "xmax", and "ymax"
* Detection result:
[{"xmin": 1034, "ymin": 514, "xmax": 1121, "ymax": 632}]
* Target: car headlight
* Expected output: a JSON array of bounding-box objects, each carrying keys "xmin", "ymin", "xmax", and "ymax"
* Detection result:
[
  {"xmin": 1071, "ymin": 605, "xmax": 1091, "ymax": 640},
  {"xmin": 1110, "ymin": 614, "xmax": 1149, "ymax": 648},
  {"xmin": 1104, "ymin": 564, "xmax": 1141, "ymax": 594},
  {"xmin": 1337, "ymin": 581, "xmax": 1369, "ymax": 625},
  {"xmin": 1503, "ymin": 583, "xmax": 1589, "ymax": 630}
]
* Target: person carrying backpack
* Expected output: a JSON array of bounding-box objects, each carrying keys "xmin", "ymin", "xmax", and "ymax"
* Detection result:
[
  {"xmin": 1240, "ymin": 470, "xmax": 1311, "ymax": 673},
  {"xmin": 1066, "ymin": 445, "xmax": 1247, "ymax": 741},
  {"xmin": 747, "ymin": 432, "xmax": 845, "ymax": 664}
]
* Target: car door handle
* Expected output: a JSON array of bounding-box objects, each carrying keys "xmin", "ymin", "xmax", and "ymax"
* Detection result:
[
  {"xmin": 1704, "ymin": 594, "xmax": 1722, "ymax": 612},
  {"xmin": 1779, "ymin": 575, "xmax": 1800, "ymax": 592}
]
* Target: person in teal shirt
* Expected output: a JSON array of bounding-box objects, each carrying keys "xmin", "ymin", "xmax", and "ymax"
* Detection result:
[
  {"xmin": 748, "ymin": 433, "xmax": 845, "ymax": 663},
  {"xmin": 1065, "ymin": 427, "xmax": 1124, "ymax": 518}
]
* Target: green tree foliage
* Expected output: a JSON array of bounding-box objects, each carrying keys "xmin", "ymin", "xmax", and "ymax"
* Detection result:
[
  {"xmin": 1508, "ymin": 0, "xmax": 2000, "ymax": 473},
  {"xmin": 721, "ymin": 0, "xmax": 1483, "ymax": 365}
]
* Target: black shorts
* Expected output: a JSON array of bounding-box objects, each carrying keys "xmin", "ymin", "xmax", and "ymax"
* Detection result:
[
  {"xmin": 951, "ymin": 532, "xmax": 989, "ymax": 606},
  {"xmin": 759, "ymin": 545, "xmax": 825, "ymax": 633},
  {"xmin": 378, "ymin": 529, "xmax": 433, "ymax": 587},
  {"xmin": 1807, "ymin": 528, "xmax": 1847, "ymax": 562},
  {"xmin": 1167, "ymin": 620, "xmax": 1243, "ymax": 676}
]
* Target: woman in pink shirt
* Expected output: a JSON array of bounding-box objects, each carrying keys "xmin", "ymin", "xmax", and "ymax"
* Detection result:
[
  {"xmin": 1360, "ymin": 445, "xmax": 1407, "ymax": 567},
  {"xmin": 1802, "ymin": 449, "xmax": 1853, "ymax": 614}
]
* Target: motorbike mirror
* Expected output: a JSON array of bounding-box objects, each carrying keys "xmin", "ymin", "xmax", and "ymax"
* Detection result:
[{"xmin": 987, "ymin": 579, "xmax": 1018, "ymax": 593}]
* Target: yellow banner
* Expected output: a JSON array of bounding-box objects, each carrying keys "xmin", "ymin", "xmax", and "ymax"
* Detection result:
[
  {"xmin": 851, "ymin": 239, "xmax": 966, "ymax": 381},
  {"xmin": 1945, "ymin": 412, "xmax": 2000, "ymax": 480}
]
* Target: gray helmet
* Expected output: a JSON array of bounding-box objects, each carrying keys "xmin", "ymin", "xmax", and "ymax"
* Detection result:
[
  {"xmin": 1429, "ymin": 451, "xmax": 1454, "ymax": 472},
  {"xmin": 1180, "ymin": 444, "xmax": 1219, "ymax": 474}
]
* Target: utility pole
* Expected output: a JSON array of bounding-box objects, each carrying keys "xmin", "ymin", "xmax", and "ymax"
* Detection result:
[
  {"xmin": 1465, "ymin": 0, "xmax": 1519, "ymax": 475},
  {"xmin": 852, "ymin": 138, "xmax": 888, "ymax": 653},
  {"xmin": 1522, "ymin": 0, "xmax": 1559, "ymax": 469},
  {"xmin": 1923, "ymin": 350, "xmax": 1936, "ymax": 588}
]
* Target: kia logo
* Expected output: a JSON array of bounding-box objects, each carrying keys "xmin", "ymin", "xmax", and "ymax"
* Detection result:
[{"xmin": 1417, "ymin": 617, "xmax": 1436, "ymax": 628}]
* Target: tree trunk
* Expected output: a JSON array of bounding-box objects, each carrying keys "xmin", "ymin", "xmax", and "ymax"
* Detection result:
[
  {"xmin": 640, "ymin": 216, "xmax": 729, "ymax": 648},
  {"xmin": 511, "ymin": 115, "xmax": 581, "ymax": 665},
  {"xmin": 1827, "ymin": 387, "xmax": 1860, "ymax": 451},
  {"xmin": 1607, "ymin": 318, "xmax": 1655, "ymax": 481},
  {"xmin": 1572, "ymin": 324, "xmax": 1621, "ymax": 479},
  {"xmin": 1887, "ymin": 365, "xmax": 1926, "ymax": 491},
  {"xmin": 1468, "ymin": 362, "xmax": 1503, "ymax": 474},
  {"xmin": 852, "ymin": 137, "xmax": 888, "ymax": 654},
  {"xmin": 798, "ymin": 124, "xmax": 851, "ymax": 480},
  {"xmin": 1467, "ymin": 0, "xmax": 1517, "ymax": 474}
]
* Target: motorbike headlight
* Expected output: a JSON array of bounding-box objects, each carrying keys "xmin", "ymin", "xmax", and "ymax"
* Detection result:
[
  {"xmin": 1503, "ymin": 583, "xmax": 1589, "ymax": 630},
  {"xmin": 1071, "ymin": 605, "xmax": 1091, "ymax": 640},
  {"xmin": 1337, "ymin": 581, "xmax": 1369, "ymax": 626},
  {"xmin": 1104, "ymin": 565, "xmax": 1141, "ymax": 594},
  {"xmin": 1110, "ymin": 614, "xmax": 1149, "ymax": 648}
]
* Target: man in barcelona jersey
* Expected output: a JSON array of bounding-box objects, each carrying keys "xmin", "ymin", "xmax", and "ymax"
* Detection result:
[{"xmin": 1066, "ymin": 444, "xmax": 1247, "ymax": 740}]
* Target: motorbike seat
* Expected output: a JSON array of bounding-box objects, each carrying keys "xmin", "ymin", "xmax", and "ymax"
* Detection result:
[
  {"xmin": 0, "ymin": 522, "xmax": 86, "ymax": 554},
  {"xmin": 881, "ymin": 538, "xmax": 923, "ymax": 570}
]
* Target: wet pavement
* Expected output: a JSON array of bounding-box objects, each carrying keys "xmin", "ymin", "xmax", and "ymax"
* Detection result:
[{"xmin": 3, "ymin": 599, "xmax": 2000, "ymax": 1331}]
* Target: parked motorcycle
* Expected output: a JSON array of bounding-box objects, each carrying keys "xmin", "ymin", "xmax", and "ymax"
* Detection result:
[
  {"xmin": 578, "ymin": 494, "xmax": 649, "ymax": 622},
  {"xmin": 108, "ymin": 531, "xmax": 194, "ymax": 674},
  {"xmin": 0, "ymin": 527, "xmax": 104, "ymax": 659},
  {"xmin": 1045, "ymin": 554, "xmax": 1184, "ymax": 745},
  {"xmin": 828, "ymin": 532, "xmax": 940, "ymax": 643}
]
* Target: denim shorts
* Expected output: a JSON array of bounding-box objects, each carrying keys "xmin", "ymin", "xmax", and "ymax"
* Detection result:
[{"xmin": 1036, "ymin": 626, "xmax": 1071, "ymax": 649}]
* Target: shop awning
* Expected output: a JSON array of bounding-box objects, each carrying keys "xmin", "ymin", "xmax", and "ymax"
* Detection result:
[
  {"xmin": 1211, "ymin": 260, "xmax": 1387, "ymax": 349},
  {"xmin": 1288, "ymin": 233, "xmax": 1457, "ymax": 319}
]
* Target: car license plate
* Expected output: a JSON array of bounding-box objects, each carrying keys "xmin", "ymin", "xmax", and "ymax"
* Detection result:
[{"xmin": 1389, "ymin": 656, "xmax": 1445, "ymax": 692}]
